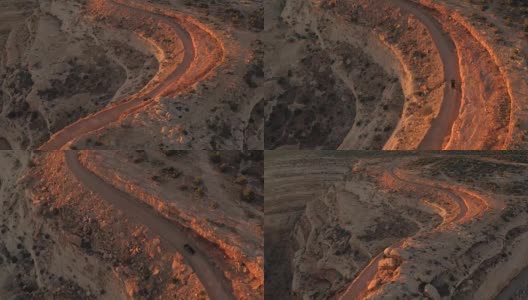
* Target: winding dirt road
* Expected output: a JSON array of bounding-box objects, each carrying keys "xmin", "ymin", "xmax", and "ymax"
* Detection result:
[
  {"xmin": 338, "ymin": 162, "xmax": 488, "ymax": 300},
  {"xmin": 36, "ymin": 1, "xmax": 232, "ymax": 299},
  {"xmin": 387, "ymin": 166, "xmax": 471, "ymax": 224},
  {"xmin": 39, "ymin": 0, "xmax": 199, "ymax": 151},
  {"xmin": 391, "ymin": 0, "xmax": 461, "ymax": 150},
  {"xmin": 65, "ymin": 151, "xmax": 234, "ymax": 300}
]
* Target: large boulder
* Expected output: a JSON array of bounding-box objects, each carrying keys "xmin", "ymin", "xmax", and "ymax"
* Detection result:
[
  {"xmin": 389, "ymin": 248, "xmax": 411, "ymax": 260},
  {"xmin": 378, "ymin": 257, "xmax": 399, "ymax": 270}
]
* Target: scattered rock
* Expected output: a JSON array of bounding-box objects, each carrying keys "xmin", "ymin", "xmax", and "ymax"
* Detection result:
[
  {"xmin": 367, "ymin": 278, "xmax": 381, "ymax": 291},
  {"xmin": 424, "ymin": 283, "xmax": 441, "ymax": 300}
]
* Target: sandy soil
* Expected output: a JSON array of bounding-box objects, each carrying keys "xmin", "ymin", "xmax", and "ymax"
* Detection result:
[{"xmin": 392, "ymin": 0, "xmax": 461, "ymax": 150}]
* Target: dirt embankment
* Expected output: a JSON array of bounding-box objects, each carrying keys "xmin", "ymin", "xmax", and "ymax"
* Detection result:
[
  {"xmin": 409, "ymin": 1, "xmax": 512, "ymax": 150},
  {"xmin": 77, "ymin": 150, "xmax": 263, "ymax": 300},
  {"xmin": 343, "ymin": 156, "xmax": 524, "ymax": 300},
  {"xmin": 24, "ymin": 151, "xmax": 209, "ymax": 299},
  {"xmin": 336, "ymin": 0, "xmax": 449, "ymax": 150},
  {"xmin": 106, "ymin": 0, "xmax": 225, "ymax": 97},
  {"xmin": 288, "ymin": 159, "xmax": 429, "ymax": 300},
  {"xmin": 86, "ymin": 0, "xmax": 187, "ymax": 98},
  {"xmin": 419, "ymin": 0, "xmax": 528, "ymax": 149},
  {"xmin": 41, "ymin": 0, "xmax": 228, "ymax": 150},
  {"xmin": 265, "ymin": 153, "xmax": 367, "ymax": 299},
  {"xmin": 2, "ymin": 0, "xmax": 262, "ymax": 150},
  {"xmin": 271, "ymin": 0, "xmax": 527, "ymax": 150},
  {"xmin": 380, "ymin": 169, "xmax": 464, "ymax": 225}
]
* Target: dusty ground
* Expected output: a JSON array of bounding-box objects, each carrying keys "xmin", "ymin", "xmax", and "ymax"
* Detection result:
[
  {"xmin": 265, "ymin": 151, "xmax": 528, "ymax": 299},
  {"xmin": 0, "ymin": 151, "xmax": 128, "ymax": 299}
]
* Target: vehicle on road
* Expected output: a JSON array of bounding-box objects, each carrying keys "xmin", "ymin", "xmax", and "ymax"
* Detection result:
[
  {"xmin": 451, "ymin": 79, "xmax": 456, "ymax": 89},
  {"xmin": 183, "ymin": 244, "xmax": 196, "ymax": 255}
]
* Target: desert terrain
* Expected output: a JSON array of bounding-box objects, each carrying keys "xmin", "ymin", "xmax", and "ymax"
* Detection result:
[
  {"xmin": 0, "ymin": 150, "xmax": 263, "ymax": 299},
  {"xmin": 3, "ymin": 0, "xmax": 528, "ymax": 299},
  {"xmin": 265, "ymin": 151, "xmax": 528, "ymax": 299},
  {"xmin": 3, "ymin": 0, "xmax": 526, "ymax": 151},
  {"xmin": 0, "ymin": 0, "xmax": 263, "ymax": 150},
  {"xmin": 264, "ymin": 0, "xmax": 528, "ymax": 150}
]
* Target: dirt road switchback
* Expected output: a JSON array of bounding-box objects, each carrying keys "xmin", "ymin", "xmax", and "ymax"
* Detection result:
[{"xmin": 65, "ymin": 151, "xmax": 235, "ymax": 300}]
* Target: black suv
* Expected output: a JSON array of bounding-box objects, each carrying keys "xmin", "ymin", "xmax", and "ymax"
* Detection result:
[{"xmin": 183, "ymin": 244, "xmax": 196, "ymax": 255}]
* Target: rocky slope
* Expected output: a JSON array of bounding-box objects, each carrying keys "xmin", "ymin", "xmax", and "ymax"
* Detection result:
[
  {"xmin": 266, "ymin": 152, "xmax": 528, "ymax": 299},
  {"xmin": 0, "ymin": 151, "xmax": 130, "ymax": 299},
  {"xmin": 77, "ymin": 150, "xmax": 264, "ymax": 299},
  {"xmin": 264, "ymin": 151, "xmax": 362, "ymax": 299}
]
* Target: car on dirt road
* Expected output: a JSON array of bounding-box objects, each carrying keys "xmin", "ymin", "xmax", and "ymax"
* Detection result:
[
  {"xmin": 451, "ymin": 79, "xmax": 456, "ymax": 89},
  {"xmin": 183, "ymin": 244, "xmax": 196, "ymax": 255}
]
